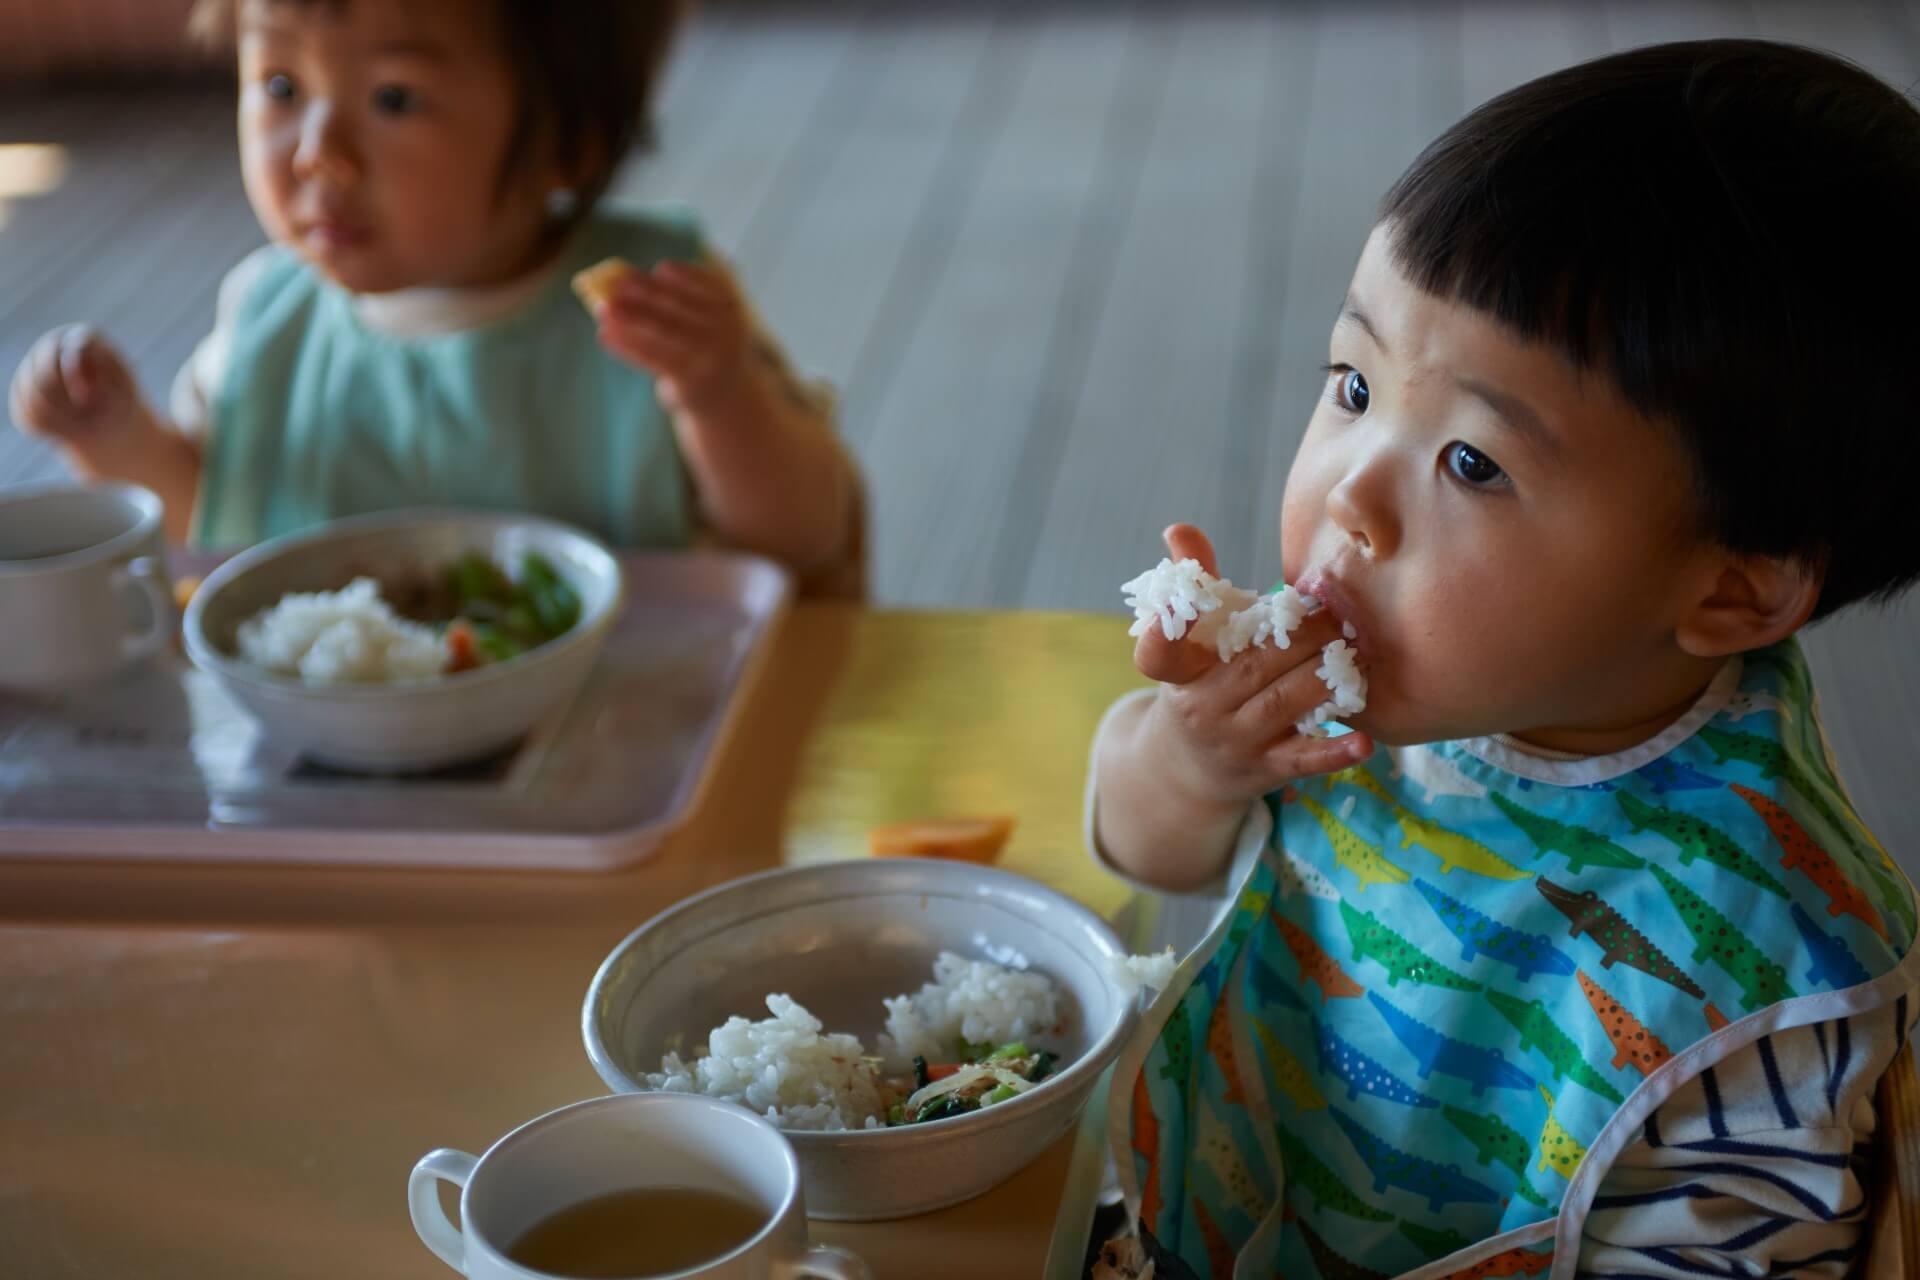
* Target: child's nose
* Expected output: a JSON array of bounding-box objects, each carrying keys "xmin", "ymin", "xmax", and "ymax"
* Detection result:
[
  {"xmin": 292, "ymin": 103, "xmax": 358, "ymax": 184},
  {"xmin": 1326, "ymin": 466, "xmax": 1399, "ymax": 563}
]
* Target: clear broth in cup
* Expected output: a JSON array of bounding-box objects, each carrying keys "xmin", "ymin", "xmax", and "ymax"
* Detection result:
[{"xmin": 503, "ymin": 1186, "xmax": 766, "ymax": 1277}]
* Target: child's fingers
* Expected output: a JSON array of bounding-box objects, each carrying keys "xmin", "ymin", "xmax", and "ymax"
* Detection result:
[
  {"xmin": 650, "ymin": 258, "xmax": 736, "ymax": 300},
  {"xmin": 1229, "ymin": 652, "xmax": 1351, "ymax": 743},
  {"xmin": 599, "ymin": 318, "xmax": 697, "ymax": 373},
  {"xmin": 1177, "ymin": 608, "xmax": 1348, "ymax": 719},
  {"xmin": 1134, "ymin": 624, "xmax": 1219, "ymax": 686},
  {"xmin": 15, "ymin": 330, "xmax": 75, "ymax": 425},
  {"xmin": 613, "ymin": 278, "xmax": 724, "ymax": 333},
  {"xmin": 57, "ymin": 326, "xmax": 98, "ymax": 407},
  {"xmin": 1162, "ymin": 523, "xmax": 1219, "ymax": 576},
  {"xmin": 1262, "ymin": 729, "xmax": 1375, "ymax": 782}
]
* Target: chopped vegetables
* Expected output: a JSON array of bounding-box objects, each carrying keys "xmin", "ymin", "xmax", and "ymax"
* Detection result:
[
  {"xmin": 884, "ymin": 1040, "xmax": 1057, "ymax": 1126},
  {"xmin": 438, "ymin": 551, "xmax": 581, "ymax": 668}
]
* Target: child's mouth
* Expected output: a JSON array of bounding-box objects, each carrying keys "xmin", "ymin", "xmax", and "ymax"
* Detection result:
[
  {"xmin": 301, "ymin": 219, "xmax": 370, "ymax": 252},
  {"xmin": 1293, "ymin": 567, "xmax": 1365, "ymax": 654}
]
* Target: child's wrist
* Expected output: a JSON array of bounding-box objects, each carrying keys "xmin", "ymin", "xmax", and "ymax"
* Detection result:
[
  {"xmin": 1140, "ymin": 690, "xmax": 1260, "ymax": 819},
  {"xmin": 668, "ymin": 357, "xmax": 763, "ymax": 425},
  {"xmin": 63, "ymin": 404, "xmax": 170, "ymax": 478}
]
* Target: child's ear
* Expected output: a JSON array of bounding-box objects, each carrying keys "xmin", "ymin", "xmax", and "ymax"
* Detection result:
[{"xmin": 1676, "ymin": 553, "xmax": 1822, "ymax": 658}]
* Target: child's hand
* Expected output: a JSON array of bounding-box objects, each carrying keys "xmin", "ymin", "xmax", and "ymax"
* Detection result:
[
  {"xmin": 1137, "ymin": 523, "xmax": 1374, "ymax": 808},
  {"xmin": 8, "ymin": 325, "xmax": 145, "ymax": 454},
  {"xmin": 592, "ymin": 260, "xmax": 753, "ymax": 417}
]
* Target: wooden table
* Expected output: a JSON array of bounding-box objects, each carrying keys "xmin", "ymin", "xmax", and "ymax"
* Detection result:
[{"xmin": 0, "ymin": 606, "xmax": 1150, "ymax": 1279}]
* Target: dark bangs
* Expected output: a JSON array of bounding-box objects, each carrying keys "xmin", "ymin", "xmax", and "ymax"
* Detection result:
[{"xmin": 1379, "ymin": 39, "xmax": 1920, "ymax": 620}]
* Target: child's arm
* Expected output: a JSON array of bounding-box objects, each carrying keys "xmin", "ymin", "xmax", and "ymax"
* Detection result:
[
  {"xmin": 590, "ymin": 260, "xmax": 854, "ymax": 576},
  {"xmin": 8, "ymin": 325, "xmax": 201, "ymax": 543},
  {"xmin": 1093, "ymin": 524, "xmax": 1373, "ymax": 891}
]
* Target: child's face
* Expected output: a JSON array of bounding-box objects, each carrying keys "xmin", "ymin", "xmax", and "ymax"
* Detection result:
[
  {"xmin": 235, "ymin": 0, "xmax": 559, "ymax": 293},
  {"xmin": 1280, "ymin": 226, "xmax": 1725, "ymax": 752}
]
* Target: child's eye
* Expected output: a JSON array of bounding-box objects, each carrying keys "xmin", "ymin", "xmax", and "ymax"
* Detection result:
[
  {"xmin": 265, "ymin": 73, "xmax": 297, "ymax": 102},
  {"xmin": 372, "ymin": 84, "xmax": 418, "ymax": 115},
  {"xmin": 1445, "ymin": 441, "xmax": 1509, "ymax": 489},
  {"xmin": 1323, "ymin": 364, "xmax": 1369, "ymax": 414}
]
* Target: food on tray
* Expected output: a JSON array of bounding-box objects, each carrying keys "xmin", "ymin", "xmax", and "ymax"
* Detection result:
[
  {"xmin": 570, "ymin": 256, "xmax": 634, "ymax": 312},
  {"xmin": 236, "ymin": 551, "xmax": 580, "ymax": 685},
  {"xmin": 867, "ymin": 815, "xmax": 1015, "ymax": 864},
  {"xmin": 1121, "ymin": 555, "xmax": 1365, "ymax": 737},
  {"xmin": 640, "ymin": 952, "xmax": 1065, "ymax": 1132}
]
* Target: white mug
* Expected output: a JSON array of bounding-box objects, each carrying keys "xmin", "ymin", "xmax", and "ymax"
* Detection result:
[
  {"xmin": 409, "ymin": 1093, "xmax": 870, "ymax": 1280},
  {"xmin": 0, "ymin": 483, "xmax": 172, "ymax": 696}
]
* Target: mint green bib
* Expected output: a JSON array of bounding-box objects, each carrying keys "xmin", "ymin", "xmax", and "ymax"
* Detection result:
[{"xmin": 193, "ymin": 210, "xmax": 701, "ymax": 549}]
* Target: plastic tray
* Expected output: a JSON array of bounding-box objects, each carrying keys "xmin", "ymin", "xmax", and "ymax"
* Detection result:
[{"xmin": 0, "ymin": 550, "xmax": 790, "ymax": 871}]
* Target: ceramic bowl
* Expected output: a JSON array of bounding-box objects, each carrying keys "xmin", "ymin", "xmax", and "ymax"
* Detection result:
[
  {"xmin": 183, "ymin": 509, "xmax": 622, "ymax": 772},
  {"xmin": 582, "ymin": 859, "xmax": 1137, "ymax": 1221}
]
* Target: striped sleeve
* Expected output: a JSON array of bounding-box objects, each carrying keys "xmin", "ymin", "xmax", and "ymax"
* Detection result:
[{"xmin": 1577, "ymin": 995, "xmax": 1914, "ymax": 1279}]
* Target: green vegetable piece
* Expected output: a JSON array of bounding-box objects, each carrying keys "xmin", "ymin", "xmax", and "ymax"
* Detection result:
[
  {"xmin": 986, "ymin": 1042, "xmax": 1031, "ymax": 1063},
  {"xmin": 502, "ymin": 603, "xmax": 537, "ymax": 638},
  {"xmin": 912, "ymin": 1056, "xmax": 930, "ymax": 1091},
  {"xmin": 959, "ymin": 1038, "xmax": 994, "ymax": 1061},
  {"xmin": 520, "ymin": 554, "xmax": 580, "ymax": 636},
  {"xmin": 473, "ymin": 626, "xmax": 524, "ymax": 664},
  {"xmin": 1028, "ymin": 1050, "xmax": 1058, "ymax": 1083},
  {"xmin": 886, "ymin": 1102, "xmax": 906, "ymax": 1126},
  {"xmin": 983, "ymin": 1084, "xmax": 1019, "ymax": 1106},
  {"xmin": 914, "ymin": 1096, "xmax": 973, "ymax": 1124},
  {"xmin": 450, "ymin": 554, "xmax": 511, "ymax": 607}
]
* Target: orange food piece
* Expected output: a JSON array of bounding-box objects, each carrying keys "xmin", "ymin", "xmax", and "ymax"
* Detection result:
[
  {"xmin": 444, "ymin": 620, "xmax": 481, "ymax": 674},
  {"xmin": 172, "ymin": 574, "xmax": 203, "ymax": 615},
  {"xmin": 570, "ymin": 256, "xmax": 634, "ymax": 312},
  {"xmin": 868, "ymin": 816, "xmax": 1016, "ymax": 864}
]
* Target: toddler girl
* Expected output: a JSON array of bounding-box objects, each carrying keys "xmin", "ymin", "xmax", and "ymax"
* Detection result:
[{"xmin": 8, "ymin": 0, "xmax": 859, "ymax": 591}]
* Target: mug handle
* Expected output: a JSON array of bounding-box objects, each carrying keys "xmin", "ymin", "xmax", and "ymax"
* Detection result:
[
  {"xmin": 408, "ymin": 1148, "xmax": 478, "ymax": 1273},
  {"xmin": 777, "ymin": 1245, "xmax": 872, "ymax": 1280},
  {"xmin": 113, "ymin": 556, "xmax": 172, "ymax": 665}
]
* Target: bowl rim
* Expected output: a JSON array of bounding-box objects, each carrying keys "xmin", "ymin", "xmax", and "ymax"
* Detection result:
[
  {"xmin": 182, "ymin": 507, "xmax": 624, "ymax": 700},
  {"xmin": 580, "ymin": 858, "xmax": 1139, "ymax": 1145}
]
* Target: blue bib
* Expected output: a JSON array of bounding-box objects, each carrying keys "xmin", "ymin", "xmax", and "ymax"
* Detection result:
[{"xmin": 1117, "ymin": 642, "xmax": 1912, "ymax": 1278}]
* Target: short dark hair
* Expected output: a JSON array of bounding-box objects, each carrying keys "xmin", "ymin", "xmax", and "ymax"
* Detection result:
[
  {"xmin": 191, "ymin": 0, "xmax": 684, "ymax": 229},
  {"xmin": 1379, "ymin": 39, "xmax": 1920, "ymax": 621}
]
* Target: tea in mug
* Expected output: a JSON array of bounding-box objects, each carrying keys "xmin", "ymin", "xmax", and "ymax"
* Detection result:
[{"xmin": 503, "ymin": 1185, "xmax": 767, "ymax": 1277}]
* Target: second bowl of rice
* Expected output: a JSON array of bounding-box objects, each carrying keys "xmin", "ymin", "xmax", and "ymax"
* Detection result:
[
  {"xmin": 183, "ymin": 509, "xmax": 622, "ymax": 772},
  {"xmin": 581, "ymin": 858, "xmax": 1140, "ymax": 1221}
]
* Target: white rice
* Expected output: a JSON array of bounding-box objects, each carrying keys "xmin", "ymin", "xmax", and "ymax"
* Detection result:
[
  {"xmin": 880, "ymin": 951, "xmax": 1062, "ymax": 1064},
  {"xmin": 1296, "ymin": 637, "xmax": 1366, "ymax": 738},
  {"xmin": 643, "ymin": 994, "xmax": 887, "ymax": 1132},
  {"xmin": 1214, "ymin": 585, "xmax": 1317, "ymax": 661},
  {"xmin": 640, "ymin": 951, "xmax": 1063, "ymax": 1132},
  {"xmin": 236, "ymin": 577, "xmax": 447, "ymax": 685},
  {"xmin": 1119, "ymin": 556, "xmax": 1368, "ymax": 736},
  {"xmin": 1105, "ymin": 949, "xmax": 1178, "ymax": 1001},
  {"xmin": 1121, "ymin": 558, "xmax": 1247, "ymax": 644}
]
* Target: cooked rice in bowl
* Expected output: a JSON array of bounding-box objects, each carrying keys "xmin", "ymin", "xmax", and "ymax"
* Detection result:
[
  {"xmin": 639, "ymin": 951, "xmax": 1067, "ymax": 1132},
  {"xmin": 236, "ymin": 578, "xmax": 446, "ymax": 684}
]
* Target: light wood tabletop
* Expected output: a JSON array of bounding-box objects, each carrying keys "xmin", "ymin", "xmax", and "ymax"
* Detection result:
[{"xmin": 0, "ymin": 604, "xmax": 1149, "ymax": 1279}]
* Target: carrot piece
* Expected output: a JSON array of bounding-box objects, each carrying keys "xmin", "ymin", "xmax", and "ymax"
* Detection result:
[
  {"xmin": 867, "ymin": 816, "xmax": 1016, "ymax": 864},
  {"xmin": 926, "ymin": 1063, "xmax": 963, "ymax": 1081},
  {"xmin": 445, "ymin": 620, "xmax": 481, "ymax": 674}
]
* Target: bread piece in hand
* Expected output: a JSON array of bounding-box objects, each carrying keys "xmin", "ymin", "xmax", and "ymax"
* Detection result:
[{"xmin": 570, "ymin": 256, "xmax": 634, "ymax": 312}]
